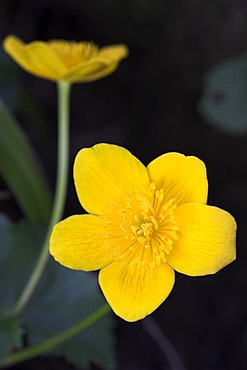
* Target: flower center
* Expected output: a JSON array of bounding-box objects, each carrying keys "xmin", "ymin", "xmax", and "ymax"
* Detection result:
[
  {"xmin": 50, "ymin": 41, "xmax": 99, "ymax": 67},
  {"xmin": 101, "ymin": 183, "xmax": 179, "ymax": 269}
]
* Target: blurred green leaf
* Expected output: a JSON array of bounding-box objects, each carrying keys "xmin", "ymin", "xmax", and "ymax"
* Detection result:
[
  {"xmin": 0, "ymin": 214, "xmax": 44, "ymax": 359},
  {"xmin": 199, "ymin": 52, "xmax": 247, "ymax": 134},
  {"xmin": 0, "ymin": 317, "xmax": 22, "ymax": 357},
  {"xmin": 0, "ymin": 215, "xmax": 116, "ymax": 369},
  {"xmin": 24, "ymin": 261, "xmax": 116, "ymax": 370},
  {"xmin": 0, "ymin": 48, "xmax": 21, "ymax": 111},
  {"xmin": 0, "ymin": 99, "xmax": 52, "ymax": 223},
  {"xmin": 0, "ymin": 214, "xmax": 44, "ymax": 313}
]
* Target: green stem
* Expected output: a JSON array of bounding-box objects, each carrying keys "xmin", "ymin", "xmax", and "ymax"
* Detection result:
[
  {"xmin": 11, "ymin": 81, "xmax": 71, "ymax": 317},
  {"xmin": 143, "ymin": 317, "xmax": 187, "ymax": 370},
  {"xmin": 0, "ymin": 303, "xmax": 110, "ymax": 369}
]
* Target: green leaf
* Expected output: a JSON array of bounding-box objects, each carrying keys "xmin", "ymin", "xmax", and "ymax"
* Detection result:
[
  {"xmin": 0, "ymin": 317, "xmax": 22, "ymax": 357},
  {"xmin": 0, "ymin": 215, "xmax": 116, "ymax": 369},
  {"xmin": 0, "ymin": 215, "xmax": 44, "ymax": 359},
  {"xmin": 0, "ymin": 215, "xmax": 45, "ymax": 314},
  {"xmin": 199, "ymin": 52, "xmax": 247, "ymax": 134},
  {"xmin": 24, "ymin": 261, "xmax": 116, "ymax": 370},
  {"xmin": 0, "ymin": 99, "xmax": 52, "ymax": 223},
  {"xmin": 0, "ymin": 48, "xmax": 21, "ymax": 111}
]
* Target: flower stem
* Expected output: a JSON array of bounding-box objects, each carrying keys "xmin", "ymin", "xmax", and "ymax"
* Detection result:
[
  {"xmin": 11, "ymin": 81, "xmax": 71, "ymax": 317},
  {"xmin": 143, "ymin": 317, "xmax": 187, "ymax": 370},
  {"xmin": 0, "ymin": 303, "xmax": 111, "ymax": 369}
]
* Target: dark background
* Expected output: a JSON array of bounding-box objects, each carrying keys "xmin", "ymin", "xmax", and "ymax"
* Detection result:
[{"xmin": 0, "ymin": 1, "xmax": 246, "ymax": 369}]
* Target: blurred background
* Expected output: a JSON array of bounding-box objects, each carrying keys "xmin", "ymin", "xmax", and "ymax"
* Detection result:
[{"xmin": 0, "ymin": 0, "xmax": 246, "ymax": 369}]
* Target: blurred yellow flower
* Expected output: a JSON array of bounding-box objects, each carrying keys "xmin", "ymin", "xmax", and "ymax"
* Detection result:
[
  {"xmin": 3, "ymin": 35, "xmax": 128, "ymax": 83},
  {"xmin": 49, "ymin": 144, "xmax": 236, "ymax": 322}
]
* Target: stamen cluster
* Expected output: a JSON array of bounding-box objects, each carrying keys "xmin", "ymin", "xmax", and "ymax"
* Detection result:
[
  {"xmin": 102, "ymin": 183, "xmax": 179, "ymax": 270},
  {"xmin": 50, "ymin": 41, "xmax": 98, "ymax": 67}
]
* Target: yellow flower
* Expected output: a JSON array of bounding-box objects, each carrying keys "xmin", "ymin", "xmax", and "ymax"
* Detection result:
[
  {"xmin": 49, "ymin": 144, "xmax": 236, "ymax": 322},
  {"xmin": 3, "ymin": 35, "xmax": 128, "ymax": 83}
]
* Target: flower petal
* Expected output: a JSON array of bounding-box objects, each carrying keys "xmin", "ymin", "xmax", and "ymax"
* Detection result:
[
  {"xmin": 97, "ymin": 44, "xmax": 129, "ymax": 61},
  {"xmin": 167, "ymin": 203, "xmax": 236, "ymax": 276},
  {"xmin": 49, "ymin": 214, "xmax": 113, "ymax": 271},
  {"xmin": 3, "ymin": 35, "xmax": 67, "ymax": 80},
  {"xmin": 74, "ymin": 143, "xmax": 150, "ymax": 215},
  {"xmin": 99, "ymin": 260, "xmax": 175, "ymax": 322},
  {"xmin": 147, "ymin": 152, "xmax": 208, "ymax": 206},
  {"xmin": 63, "ymin": 44, "xmax": 128, "ymax": 83},
  {"xmin": 63, "ymin": 59, "xmax": 120, "ymax": 83}
]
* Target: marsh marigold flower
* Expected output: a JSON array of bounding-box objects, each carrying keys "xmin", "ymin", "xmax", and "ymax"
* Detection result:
[
  {"xmin": 3, "ymin": 35, "xmax": 128, "ymax": 83},
  {"xmin": 49, "ymin": 144, "xmax": 236, "ymax": 322}
]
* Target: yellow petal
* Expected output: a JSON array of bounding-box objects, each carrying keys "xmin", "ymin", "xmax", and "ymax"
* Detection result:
[
  {"xmin": 3, "ymin": 35, "xmax": 66, "ymax": 81},
  {"xmin": 48, "ymin": 40, "xmax": 99, "ymax": 68},
  {"xmin": 147, "ymin": 152, "xmax": 208, "ymax": 206},
  {"xmin": 99, "ymin": 260, "xmax": 175, "ymax": 321},
  {"xmin": 63, "ymin": 58, "xmax": 119, "ymax": 83},
  {"xmin": 97, "ymin": 44, "xmax": 129, "ymax": 61},
  {"xmin": 49, "ymin": 214, "xmax": 113, "ymax": 271},
  {"xmin": 63, "ymin": 44, "xmax": 128, "ymax": 83},
  {"xmin": 167, "ymin": 203, "xmax": 236, "ymax": 276},
  {"xmin": 74, "ymin": 143, "xmax": 150, "ymax": 215}
]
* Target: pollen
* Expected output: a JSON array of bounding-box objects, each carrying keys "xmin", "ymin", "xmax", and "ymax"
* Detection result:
[{"xmin": 101, "ymin": 183, "xmax": 179, "ymax": 270}]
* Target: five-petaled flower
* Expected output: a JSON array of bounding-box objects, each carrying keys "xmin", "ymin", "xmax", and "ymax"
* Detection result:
[
  {"xmin": 49, "ymin": 144, "xmax": 236, "ymax": 322},
  {"xmin": 3, "ymin": 35, "xmax": 128, "ymax": 83}
]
